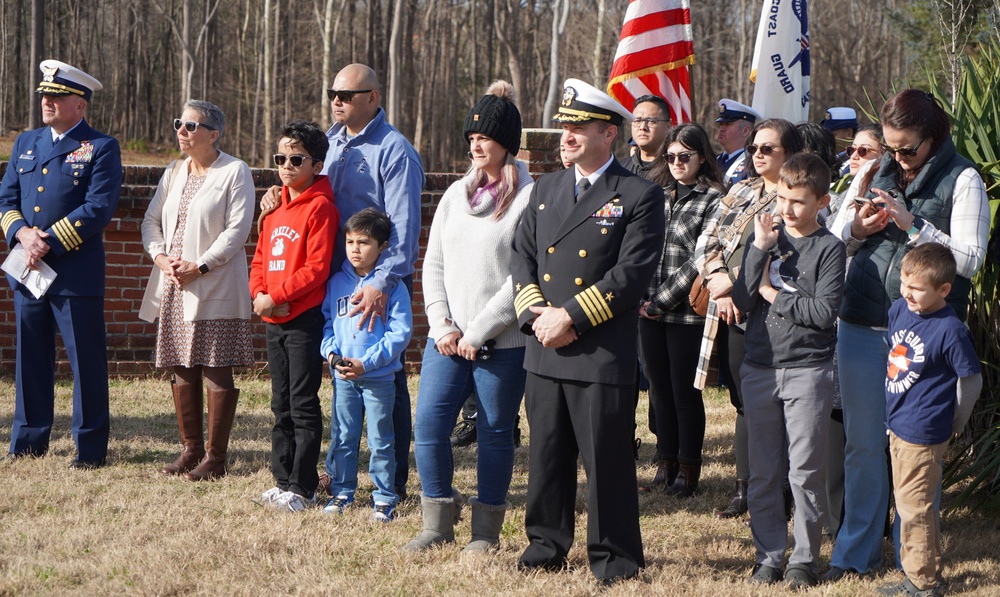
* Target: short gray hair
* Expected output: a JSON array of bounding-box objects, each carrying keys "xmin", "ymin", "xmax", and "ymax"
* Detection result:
[{"xmin": 183, "ymin": 99, "xmax": 225, "ymax": 148}]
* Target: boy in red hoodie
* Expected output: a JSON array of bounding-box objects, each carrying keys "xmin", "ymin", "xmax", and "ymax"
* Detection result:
[{"xmin": 250, "ymin": 120, "xmax": 340, "ymax": 512}]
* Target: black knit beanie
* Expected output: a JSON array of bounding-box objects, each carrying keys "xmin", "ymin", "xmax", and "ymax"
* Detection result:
[{"xmin": 463, "ymin": 80, "xmax": 522, "ymax": 156}]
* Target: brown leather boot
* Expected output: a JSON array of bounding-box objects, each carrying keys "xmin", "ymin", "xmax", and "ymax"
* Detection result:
[
  {"xmin": 714, "ymin": 478, "xmax": 748, "ymax": 518},
  {"xmin": 665, "ymin": 461, "xmax": 701, "ymax": 498},
  {"xmin": 639, "ymin": 457, "xmax": 678, "ymax": 492},
  {"xmin": 161, "ymin": 379, "xmax": 205, "ymax": 475},
  {"xmin": 186, "ymin": 387, "xmax": 239, "ymax": 481}
]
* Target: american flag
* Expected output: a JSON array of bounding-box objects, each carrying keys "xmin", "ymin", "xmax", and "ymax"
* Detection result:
[{"xmin": 607, "ymin": 0, "xmax": 695, "ymax": 125}]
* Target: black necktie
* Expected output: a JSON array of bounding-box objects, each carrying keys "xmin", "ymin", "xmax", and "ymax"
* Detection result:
[{"xmin": 576, "ymin": 179, "xmax": 591, "ymax": 202}]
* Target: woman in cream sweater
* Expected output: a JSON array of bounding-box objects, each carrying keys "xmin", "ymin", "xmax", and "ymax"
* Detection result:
[
  {"xmin": 140, "ymin": 100, "xmax": 255, "ymax": 481},
  {"xmin": 404, "ymin": 81, "xmax": 531, "ymax": 553}
]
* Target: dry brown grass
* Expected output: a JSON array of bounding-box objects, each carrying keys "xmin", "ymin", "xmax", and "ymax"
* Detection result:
[{"xmin": 1, "ymin": 376, "xmax": 998, "ymax": 596}]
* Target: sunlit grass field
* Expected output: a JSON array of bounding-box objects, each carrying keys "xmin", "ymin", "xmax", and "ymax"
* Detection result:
[{"xmin": 1, "ymin": 376, "xmax": 998, "ymax": 595}]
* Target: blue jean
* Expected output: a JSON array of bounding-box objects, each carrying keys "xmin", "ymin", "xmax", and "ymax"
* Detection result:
[
  {"xmin": 413, "ymin": 341, "xmax": 526, "ymax": 505},
  {"xmin": 328, "ymin": 377, "xmax": 397, "ymax": 505},
  {"xmin": 831, "ymin": 321, "xmax": 890, "ymax": 573}
]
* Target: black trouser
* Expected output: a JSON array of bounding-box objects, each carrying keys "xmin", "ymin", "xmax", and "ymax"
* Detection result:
[
  {"xmin": 638, "ymin": 319, "xmax": 704, "ymax": 465},
  {"xmin": 724, "ymin": 325, "xmax": 751, "ymax": 480},
  {"xmin": 520, "ymin": 373, "xmax": 644, "ymax": 581},
  {"xmin": 267, "ymin": 307, "xmax": 324, "ymax": 497}
]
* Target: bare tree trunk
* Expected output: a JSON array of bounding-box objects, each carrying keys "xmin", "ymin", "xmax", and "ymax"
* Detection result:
[
  {"xmin": 592, "ymin": 0, "xmax": 606, "ymax": 86},
  {"xmin": 387, "ymin": 0, "xmax": 404, "ymax": 124},
  {"xmin": 541, "ymin": 0, "xmax": 569, "ymax": 123},
  {"xmin": 263, "ymin": 0, "xmax": 273, "ymax": 165},
  {"xmin": 495, "ymin": 0, "xmax": 525, "ymax": 109},
  {"xmin": 28, "ymin": 0, "xmax": 43, "ymax": 130},
  {"xmin": 314, "ymin": 0, "xmax": 342, "ymax": 129}
]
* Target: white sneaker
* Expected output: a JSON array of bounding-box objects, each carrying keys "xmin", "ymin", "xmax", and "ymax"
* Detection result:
[
  {"xmin": 276, "ymin": 491, "xmax": 317, "ymax": 513},
  {"xmin": 254, "ymin": 486, "xmax": 287, "ymax": 507}
]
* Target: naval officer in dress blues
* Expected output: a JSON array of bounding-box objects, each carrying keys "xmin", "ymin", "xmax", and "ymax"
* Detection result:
[
  {"xmin": 511, "ymin": 78, "xmax": 665, "ymax": 585},
  {"xmin": 821, "ymin": 106, "xmax": 859, "ymax": 176},
  {"xmin": 715, "ymin": 99, "xmax": 761, "ymax": 189},
  {"xmin": 0, "ymin": 60, "xmax": 122, "ymax": 468}
]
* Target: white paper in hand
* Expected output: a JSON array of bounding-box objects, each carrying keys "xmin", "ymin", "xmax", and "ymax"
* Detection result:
[{"xmin": 1, "ymin": 245, "xmax": 57, "ymax": 298}]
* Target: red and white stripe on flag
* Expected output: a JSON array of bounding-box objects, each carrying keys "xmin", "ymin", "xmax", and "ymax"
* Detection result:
[{"xmin": 607, "ymin": 0, "xmax": 695, "ymax": 125}]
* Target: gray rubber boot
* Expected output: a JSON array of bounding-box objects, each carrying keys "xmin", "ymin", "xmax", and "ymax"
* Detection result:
[
  {"xmin": 401, "ymin": 489, "xmax": 464, "ymax": 552},
  {"xmin": 461, "ymin": 497, "xmax": 508, "ymax": 554}
]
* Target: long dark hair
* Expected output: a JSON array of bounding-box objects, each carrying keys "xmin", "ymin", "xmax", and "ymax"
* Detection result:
[
  {"xmin": 743, "ymin": 118, "xmax": 804, "ymax": 179},
  {"xmin": 861, "ymin": 89, "xmax": 950, "ymax": 192},
  {"xmin": 796, "ymin": 122, "xmax": 839, "ymax": 186},
  {"xmin": 648, "ymin": 122, "xmax": 724, "ymax": 192}
]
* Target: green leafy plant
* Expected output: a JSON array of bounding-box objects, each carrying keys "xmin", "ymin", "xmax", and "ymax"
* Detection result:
[{"xmin": 926, "ymin": 37, "xmax": 1000, "ymax": 513}]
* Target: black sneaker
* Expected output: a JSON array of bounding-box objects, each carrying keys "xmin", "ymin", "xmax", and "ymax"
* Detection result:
[{"xmin": 450, "ymin": 419, "xmax": 477, "ymax": 447}]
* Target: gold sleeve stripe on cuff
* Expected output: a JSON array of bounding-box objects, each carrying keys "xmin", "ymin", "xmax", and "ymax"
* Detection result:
[
  {"xmin": 575, "ymin": 286, "xmax": 613, "ymax": 327},
  {"xmin": 1, "ymin": 210, "xmax": 25, "ymax": 236},
  {"xmin": 53, "ymin": 217, "xmax": 82, "ymax": 250},
  {"xmin": 585, "ymin": 286, "xmax": 613, "ymax": 321},
  {"xmin": 515, "ymin": 284, "xmax": 545, "ymax": 316},
  {"xmin": 575, "ymin": 292, "xmax": 599, "ymax": 327}
]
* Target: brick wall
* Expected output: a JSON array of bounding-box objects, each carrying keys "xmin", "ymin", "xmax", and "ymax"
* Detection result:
[{"xmin": 0, "ymin": 128, "xmax": 563, "ymax": 377}]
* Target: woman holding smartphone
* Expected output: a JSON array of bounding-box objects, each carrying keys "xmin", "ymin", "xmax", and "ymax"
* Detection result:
[{"xmin": 823, "ymin": 89, "xmax": 990, "ymax": 582}]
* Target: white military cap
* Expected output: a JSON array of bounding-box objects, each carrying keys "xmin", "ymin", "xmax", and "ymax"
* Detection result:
[
  {"xmin": 552, "ymin": 78, "xmax": 633, "ymax": 126},
  {"xmin": 36, "ymin": 59, "xmax": 103, "ymax": 101},
  {"xmin": 715, "ymin": 99, "xmax": 761, "ymax": 124}
]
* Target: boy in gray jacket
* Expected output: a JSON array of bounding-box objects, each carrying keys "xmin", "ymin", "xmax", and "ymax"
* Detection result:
[{"xmin": 733, "ymin": 153, "xmax": 847, "ymax": 589}]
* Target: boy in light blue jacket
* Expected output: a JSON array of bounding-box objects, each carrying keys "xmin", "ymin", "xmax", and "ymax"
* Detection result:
[{"xmin": 319, "ymin": 208, "xmax": 412, "ymax": 522}]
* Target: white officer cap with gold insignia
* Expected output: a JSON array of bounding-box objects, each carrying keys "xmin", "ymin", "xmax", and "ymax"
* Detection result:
[
  {"xmin": 553, "ymin": 78, "xmax": 633, "ymax": 127},
  {"xmin": 820, "ymin": 107, "xmax": 858, "ymax": 132},
  {"xmin": 715, "ymin": 99, "xmax": 761, "ymax": 124},
  {"xmin": 36, "ymin": 59, "xmax": 103, "ymax": 102}
]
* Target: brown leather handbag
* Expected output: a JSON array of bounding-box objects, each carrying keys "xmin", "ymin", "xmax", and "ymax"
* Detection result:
[{"xmin": 688, "ymin": 274, "xmax": 709, "ymax": 317}]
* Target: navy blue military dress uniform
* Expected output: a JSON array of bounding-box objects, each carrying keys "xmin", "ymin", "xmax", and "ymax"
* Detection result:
[
  {"xmin": 0, "ymin": 61, "xmax": 122, "ymax": 465},
  {"xmin": 715, "ymin": 99, "xmax": 761, "ymax": 189},
  {"xmin": 511, "ymin": 79, "xmax": 665, "ymax": 583}
]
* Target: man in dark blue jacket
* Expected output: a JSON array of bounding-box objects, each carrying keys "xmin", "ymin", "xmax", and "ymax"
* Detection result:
[{"xmin": 0, "ymin": 60, "xmax": 122, "ymax": 468}]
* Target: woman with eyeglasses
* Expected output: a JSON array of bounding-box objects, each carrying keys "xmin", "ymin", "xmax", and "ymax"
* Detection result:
[
  {"xmin": 636, "ymin": 123, "xmax": 724, "ymax": 498},
  {"xmin": 404, "ymin": 81, "xmax": 531, "ymax": 553},
  {"xmin": 693, "ymin": 118, "xmax": 804, "ymax": 516},
  {"xmin": 139, "ymin": 100, "xmax": 256, "ymax": 480},
  {"xmin": 823, "ymin": 89, "xmax": 989, "ymax": 582}
]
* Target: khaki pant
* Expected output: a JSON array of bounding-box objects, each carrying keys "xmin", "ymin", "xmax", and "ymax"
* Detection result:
[{"xmin": 889, "ymin": 431, "xmax": 949, "ymax": 590}]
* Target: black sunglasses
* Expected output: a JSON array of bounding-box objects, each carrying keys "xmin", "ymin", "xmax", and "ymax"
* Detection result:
[
  {"xmin": 665, "ymin": 151, "xmax": 696, "ymax": 164},
  {"xmin": 846, "ymin": 145, "xmax": 879, "ymax": 159},
  {"xmin": 326, "ymin": 89, "xmax": 373, "ymax": 103},
  {"xmin": 273, "ymin": 154, "xmax": 317, "ymax": 168},
  {"xmin": 173, "ymin": 118, "xmax": 215, "ymax": 133},
  {"xmin": 880, "ymin": 138, "xmax": 925, "ymax": 158},
  {"xmin": 747, "ymin": 144, "xmax": 781, "ymax": 156}
]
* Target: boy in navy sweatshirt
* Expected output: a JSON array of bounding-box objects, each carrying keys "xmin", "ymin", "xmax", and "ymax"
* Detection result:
[
  {"xmin": 319, "ymin": 208, "xmax": 412, "ymax": 522},
  {"xmin": 877, "ymin": 243, "xmax": 981, "ymax": 597}
]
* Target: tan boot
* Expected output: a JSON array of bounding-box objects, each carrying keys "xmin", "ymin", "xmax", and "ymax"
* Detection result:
[
  {"xmin": 185, "ymin": 387, "xmax": 239, "ymax": 481},
  {"xmin": 161, "ymin": 379, "xmax": 205, "ymax": 475}
]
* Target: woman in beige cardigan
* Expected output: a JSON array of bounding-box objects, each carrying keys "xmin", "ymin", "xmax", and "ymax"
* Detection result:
[{"xmin": 140, "ymin": 100, "xmax": 255, "ymax": 480}]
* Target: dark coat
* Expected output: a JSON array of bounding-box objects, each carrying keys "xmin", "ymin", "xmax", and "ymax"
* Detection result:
[{"xmin": 511, "ymin": 159, "xmax": 665, "ymax": 384}]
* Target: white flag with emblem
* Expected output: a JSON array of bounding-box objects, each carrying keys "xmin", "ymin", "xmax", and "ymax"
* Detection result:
[{"xmin": 749, "ymin": 0, "xmax": 810, "ymax": 122}]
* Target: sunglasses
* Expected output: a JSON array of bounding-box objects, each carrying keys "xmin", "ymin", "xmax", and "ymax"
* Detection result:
[
  {"xmin": 173, "ymin": 119, "xmax": 215, "ymax": 133},
  {"xmin": 326, "ymin": 89, "xmax": 373, "ymax": 103},
  {"xmin": 272, "ymin": 154, "xmax": 317, "ymax": 168},
  {"xmin": 880, "ymin": 138, "xmax": 925, "ymax": 157},
  {"xmin": 665, "ymin": 151, "xmax": 696, "ymax": 164},
  {"xmin": 846, "ymin": 145, "xmax": 879, "ymax": 159},
  {"xmin": 748, "ymin": 144, "xmax": 781, "ymax": 156}
]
